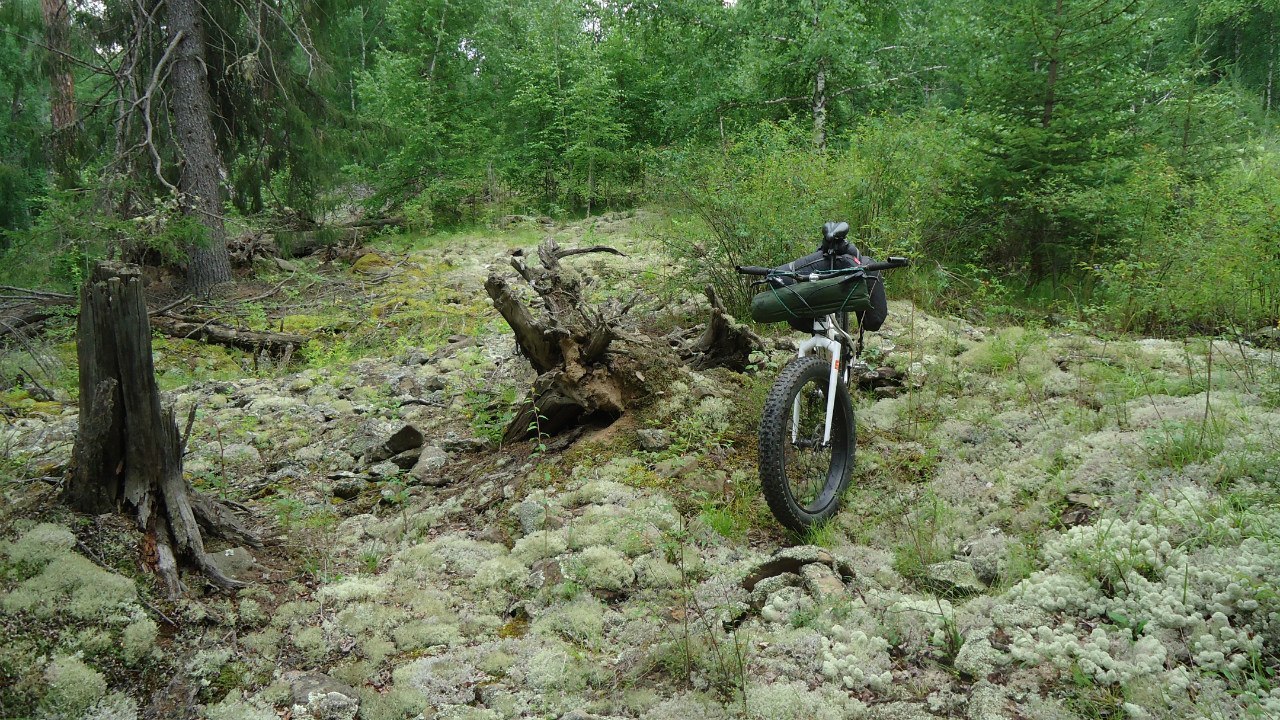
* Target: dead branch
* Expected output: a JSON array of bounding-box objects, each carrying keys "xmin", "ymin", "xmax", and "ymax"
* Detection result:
[{"xmin": 151, "ymin": 314, "xmax": 305, "ymax": 356}]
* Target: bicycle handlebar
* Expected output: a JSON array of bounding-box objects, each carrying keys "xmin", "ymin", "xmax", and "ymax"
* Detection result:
[
  {"xmin": 735, "ymin": 256, "xmax": 909, "ymax": 280},
  {"xmin": 860, "ymin": 257, "xmax": 910, "ymax": 272}
]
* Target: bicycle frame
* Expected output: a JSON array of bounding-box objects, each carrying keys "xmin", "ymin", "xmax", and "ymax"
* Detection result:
[{"xmin": 793, "ymin": 313, "xmax": 852, "ymax": 448}]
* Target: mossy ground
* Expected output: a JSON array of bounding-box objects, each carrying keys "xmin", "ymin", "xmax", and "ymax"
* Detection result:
[{"xmin": 2, "ymin": 211, "xmax": 1279, "ymax": 718}]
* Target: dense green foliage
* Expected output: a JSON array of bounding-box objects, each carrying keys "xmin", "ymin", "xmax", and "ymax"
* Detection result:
[{"xmin": 1, "ymin": 0, "xmax": 1277, "ymax": 330}]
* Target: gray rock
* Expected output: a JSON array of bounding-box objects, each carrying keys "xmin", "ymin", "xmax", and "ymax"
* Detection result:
[
  {"xmin": 923, "ymin": 560, "xmax": 986, "ymax": 597},
  {"xmin": 207, "ymin": 547, "xmax": 258, "ymax": 582},
  {"xmin": 441, "ymin": 435, "xmax": 489, "ymax": 453},
  {"xmin": 636, "ymin": 428, "xmax": 672, "ymax": 452},
  {"xmin": 966, "ymin": 681, "xmax": 1011, "ymax": 720},
  {"xmin": 282, "ymin": 671, "xmax": 359, "ymax": 720},
  {"xmin": 744, "ymin": 545, "xmax": 856, "ymax": 592},
  {"xmin": 409, "ymin": 446, "xmax": 448, "ymax": 484},
  {"xmin": 954, "ymin": 635, "xmax": 1008, "ymax": 679},
  {"xmin": 963, "ymin": 533, "xmax": 1010, "ymax": 585},
  {"xmin": 749, "ymin": 572, "xmax": 801, "ymax": 608},
  {"xmin": 368, "ymin": 461, "xmax": 402, "ymax": 478},
  {"xmin": 332, "ymin": 478, "xmax": 366, "ymax": 500},
  {"xmin": 515, "ymin": 501, "xmax": 548, "ymax": 535},
  {"xmin": 387, "ymin": 448, "xmax": 421, "ymax": 471},
  {"xmin": 220, "ymin": 443, "xmax": 261, "ymax": 464},
  {"xmin": 530, "ymin": 558, "xmax": 564, "ymax": 589},
  {"xmin": 365, "ymin": 424, "xmax": 424, "ymax": 462},
  {"xmin": 1252, "ymin": 326, "xmax": 1280, "ymax": 349},
  {"xmin": 800, "ymin": 562, "xmax": 847, "ymax": 601}
]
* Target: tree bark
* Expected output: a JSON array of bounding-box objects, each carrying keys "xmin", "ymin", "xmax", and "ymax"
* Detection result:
[
  {"xmin": 167, "ymin": 0, "xmax": 234, "ymax": 296},
  {"xmin": 66, "ymin": 263, "xmax": 257, "ymax": 597},
  {"xmin": 40, "ymin": 0, "xmax": 77, "ymax": 185}
]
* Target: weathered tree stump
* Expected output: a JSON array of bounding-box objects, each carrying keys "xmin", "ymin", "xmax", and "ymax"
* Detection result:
[
  {"xmin": 681, "ymin": 285, "xmax": 765, "ymax": 372},
  {"xmin": 65, "ymin": 262, "xmax": 257, "ymax": 596},
  {"xmin": 486, "ymin": 239, "xmax": 662, "ymax": 442}
]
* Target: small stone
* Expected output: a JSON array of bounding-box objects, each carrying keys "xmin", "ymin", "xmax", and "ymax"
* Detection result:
[
  {"xmin": 962, "ymin": 533, "xmax": 1009, "ymax": 585},
  {"xmin": 636, "ymin": 429, "xmax": 672, "ymax": 452},
  {"xmin": 477, "ymin": 524, "xmax": 510, "ymax": 546},
  {"xmin": 387, "ymin": 449, "xmax": 421, "ymax": 471},
  {"xmin": 220, "ymin": 443, "xmax": 261, "ymax": 464},
  {"xmin": 409, "ymin": 446, "xmax": 448, "ymax": 484},
  {"xmin": 922, "ymin": 560, "xmax": 986, "ymax": 597},
  {"xmin": 516, "ymin": 501, "xmax": 546, "ymax": 535},
  {"xmin": 441, "ymin": 435, "xmax": 488, "ymax": 453},
  {"xmin": 799, "ymin": 562, "xmax": 847, "ymax": 601},
  {"xmin": 966, "ymin": 681, "xmax": 1010, "ymax": 720},
  {"xmin": 954, "ymin": 635, "xmax": 1008, "ymax": 679},
  {"xmin": 745, "ymin": 546, "xmax": 854, "ymax": 591},
  {"xmin": 530, "ymin": 558, "xmax": 564, "ymax": 589},
  {"xmin": 332, "ymin": 479, "xmax": 366, "ymax": 501},
  {"xmin": 366, "ymin": 424, "xmax": 424, "ymax": 462},
  {"xmin": 282, "ymin": 671, "xmax": 359, "ymax": 720},
  {"xmin": 207, "ymin": 547, "xmax": 258, "ymax": 582},
  {"xmin": 368, "ymin": 462, "xmax": 401, "ymax": 478}
]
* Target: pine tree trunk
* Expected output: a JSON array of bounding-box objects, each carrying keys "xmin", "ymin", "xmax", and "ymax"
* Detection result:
[
  {"xmin": 167, "ymin": 0, "xmax": 233, "ymax": 296},
  {"xmin": 67, "ymin": 263, "xmax": 257, "ymax": 597},
  {"xmin": 40, "ymin": 0, "xmax": 77, "ymax": 185}
]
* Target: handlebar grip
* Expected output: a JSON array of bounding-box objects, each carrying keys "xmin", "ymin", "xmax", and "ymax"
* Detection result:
[
  {"xmin": 736, "ymin": 265, "xmax": 773, "ymax": 276},
  {"xmin": 860, "ymin": 257, "xmax": 911, "ymax": 272}
]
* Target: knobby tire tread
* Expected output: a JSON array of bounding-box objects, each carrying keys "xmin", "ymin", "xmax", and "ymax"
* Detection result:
[{"xmin": 758, "ymin": 355, "xmax": 855, "ymax": 534}]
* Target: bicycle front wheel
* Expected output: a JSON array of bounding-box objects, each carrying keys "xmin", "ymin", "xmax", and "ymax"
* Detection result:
[{"xmin": 758, "ymin": 355, "xmax": 855, "ymax": 534}]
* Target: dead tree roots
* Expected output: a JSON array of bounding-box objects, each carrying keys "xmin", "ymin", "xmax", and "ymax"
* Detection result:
[
  {"xmin": 486, "ymin": 239, "xmax": 764, "ymax": 443},
  {"xmin": 681, "ymin": 285, "xmax": 764, "ymax": 371},
  {"xmin": 66, "ymin": 262, "xmax": 258, "ymax": 597},
  {"xmin": 485, "ymin": 239, "xmax": 657, "ymax": 442}
]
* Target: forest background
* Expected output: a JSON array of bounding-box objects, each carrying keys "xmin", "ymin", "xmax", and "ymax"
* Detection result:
[{"xmin": 2, "ymin": 0, "xmax": 1279, "ymax": 334}]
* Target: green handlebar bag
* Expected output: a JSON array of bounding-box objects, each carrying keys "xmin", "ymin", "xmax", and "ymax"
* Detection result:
[{"xmin": 749, "ymin": 274, "xmax": 872, "ymax": 324}]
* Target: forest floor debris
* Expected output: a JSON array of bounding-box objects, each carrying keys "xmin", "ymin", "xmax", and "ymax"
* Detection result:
[{"xmin": 2, "ymin": 213, "xmax": 1279, "ymax": 719}]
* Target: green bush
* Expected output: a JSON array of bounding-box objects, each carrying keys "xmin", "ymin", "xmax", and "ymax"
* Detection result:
[
  {"xmin": 0, "ymin": 190, "xmax": 203, "ymax": 291},
  {"xmin": 1091, "ymin": 147, "xmax": 1280, "ymax": 333},
  {"xmin": 652, "ymin": 115, "xmax": 975, "ymax": 318}
]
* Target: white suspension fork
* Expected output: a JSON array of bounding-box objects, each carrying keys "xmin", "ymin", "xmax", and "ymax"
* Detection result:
[{"xmin": 794, "ymin": 316, "xmax": 844, "ymax": 447}]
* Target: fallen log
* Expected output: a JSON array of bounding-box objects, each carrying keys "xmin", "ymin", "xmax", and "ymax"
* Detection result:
[{"xmin": 151, "ymin": 314, "xmax": 306, "ymax": 356}]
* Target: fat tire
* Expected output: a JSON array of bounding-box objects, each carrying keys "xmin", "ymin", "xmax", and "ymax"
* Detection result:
[{"xmin": 758, "ymin": 354, "xmax": 856, "ymax": 534}]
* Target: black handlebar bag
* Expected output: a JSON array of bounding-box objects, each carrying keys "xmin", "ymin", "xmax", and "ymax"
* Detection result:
[{"xmin": 754, "ymin": 242, "xmax": 888, "ymax": 332}]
